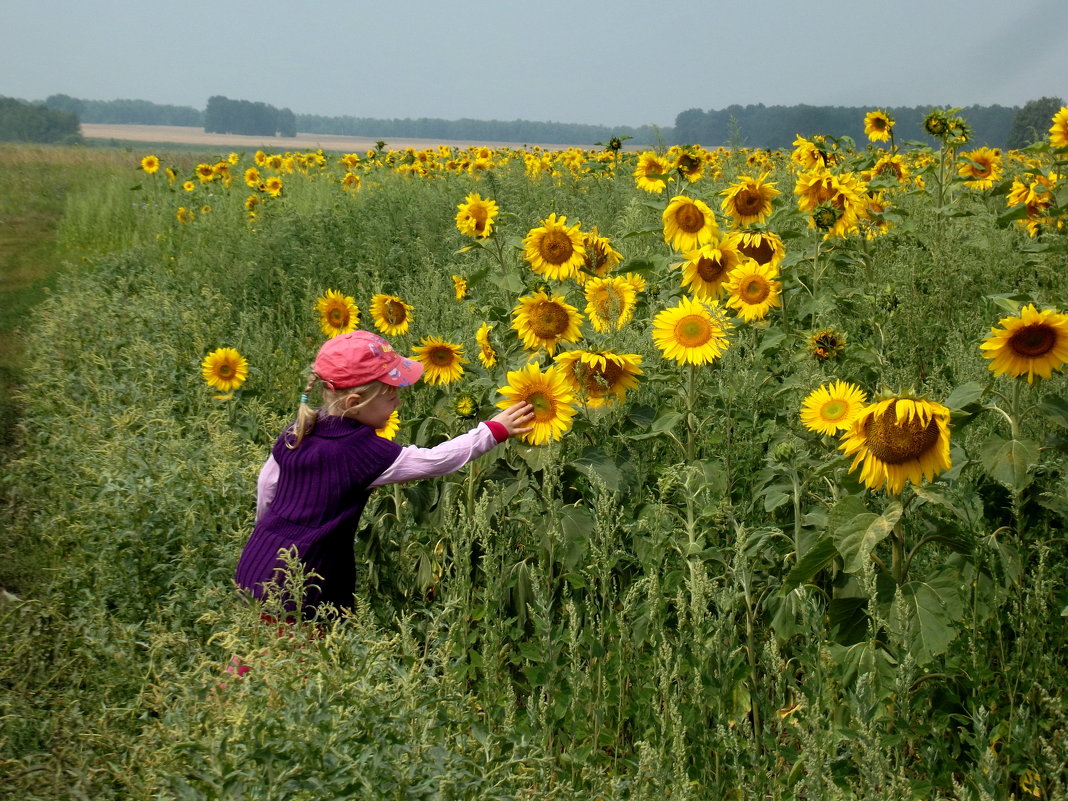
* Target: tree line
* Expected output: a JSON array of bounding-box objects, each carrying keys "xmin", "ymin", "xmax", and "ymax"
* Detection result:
[
  {"xmin": 204, "ymin": 96, "xmax": 296, "ymax": 137},
  {"xmin": 44, "ymin": 94, "xmax": 203, "ymax": 126},
  {"xmin": 0, "ymin": 96, "xmax": 81, "ymax": 144}
]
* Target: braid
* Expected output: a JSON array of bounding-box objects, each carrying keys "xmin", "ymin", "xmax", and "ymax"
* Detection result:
[{"xmin": 286, "ymin": 371, "xmax": 320, "ymax": 450}]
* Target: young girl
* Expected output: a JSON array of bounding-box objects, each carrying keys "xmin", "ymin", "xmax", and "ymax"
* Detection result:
[{"xmin": 235, "ymin": 329, "xmax": 533, "ymax": 619}]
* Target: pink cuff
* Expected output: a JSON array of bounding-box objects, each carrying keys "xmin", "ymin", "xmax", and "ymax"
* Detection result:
[{"xmin": 484, "ymin": 420, "xmax": 508, "ymax": 443}]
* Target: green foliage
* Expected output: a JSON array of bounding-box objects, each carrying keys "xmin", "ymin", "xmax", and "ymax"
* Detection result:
[
  {"xmin": 1006, "ymin": 96, "xmax": 1066, "ymax": 149},
  {"xmin": 0, "ymin": 96, "xmax": 82, "ymax": 144}
]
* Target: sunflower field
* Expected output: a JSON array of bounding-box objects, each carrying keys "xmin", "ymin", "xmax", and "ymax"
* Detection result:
[{"xmin": 3, "ymin": 107, "xmax": 1068, "ymax": 800}]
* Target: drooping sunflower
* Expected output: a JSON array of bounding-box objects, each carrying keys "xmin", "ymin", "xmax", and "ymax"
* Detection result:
[
  {"xmin": 412, "ymin": 336, "xmax": 468, "ymax": 385},
  {"xmin": 979, "ymin": 303, "xmax": 1068, "ymax": 384},
  {"xmin": 793, "ymin": 168, "xmax": 838, "ymax": 213},
  {"xmin": 376, "ymin": 410, "xmax": 400, "ymax": 440},
  {"xmin": 315, "ymin": 289, "xmax": 360, "ymax": 338},
  {"xmin": 522, "ymin": 213, "xmax": 586, "ymax": 281},
  {"xmin": 791, "ymin": 135, "xmax": 824, "ymax": 171},
  {"xmin": 720, "ymin": 172, "xmax": 779, "ymax": 226},
  {"xmin": 455, "ymin": 192, "xmax": 499, "ymax": 239},
  {"xmin": 176, "ymin": 206, "xmax": 195, "ymax": 224},
  {"xmin": 574, "ymin": 228, "xmax": 622, "ymax": 285},
  {"xmin": 800, "ymin": 380, "xmax": 868, "ymax": 436},
  {"xmin": 725, "ymin": 229, "xmax": 786, "ymax": 269},
  {"xmin": 957, "ymin": 147, "xmax": 1004, "ymax": 190},
  {"xmin": 863, "ymin": 110, "xmax": 894, "ymax": 143},
  {"xmin": 651, "ymin": 296, "xmax": 732, "ymax": 366},
  {"xmin": 633, "ymin": 151, "xmax": 672, "ymax": 193},
  {"xmin": 476, "ymin": 322, "xmax": 497, "ymax": 368},
  {"xmin": 140, "ymin": 155, "xmax": 160, "ymax": 174},
  {"xmin": 496, "ymin": 362, "xmax": 577, "ymax": 446},
  {"xmin": 1048, "ymin": 106, "xmax": 1068, "ymax": 148},
  {"xmin": 724, "ymin": 260, "xmax": 782, "ymax": 322},
  {"xmin": 662, "ymin": 195, "xmax": 718, "ymax": 252},
  {"xmin": 201, "ymin": 347, "xmax": 249, "ymax": 393},
  {"xmin": 512, "ymin": 291, "xmax": 584, "ymax": 355},
  {"xmin": 679, "ymin": 239, "xmax": 742, "ymax": 299},
  {"xmin": 808, "ymin": 328, "xmax": 847, "ymax": 361},
  {"xmin": 839, "ymin": 397, "xmax": 952, "ymax": 496},
  {"xmin": 584, "ymin": 276, "xmax": 637, "ymax": 333},
  {"xmin": 554, "ymin": 349, "xmax": 643, "ymax": 408},
  {"xmin": 370, "ymin": 293, "xmax": 414, "ymax": 336}
]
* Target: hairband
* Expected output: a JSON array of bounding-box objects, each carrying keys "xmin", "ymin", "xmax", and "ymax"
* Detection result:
[{"xmin": 300, "ymin": 394, "xmax": 309, "ymax": 405}]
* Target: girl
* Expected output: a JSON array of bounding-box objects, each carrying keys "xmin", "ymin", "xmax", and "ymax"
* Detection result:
[{"xmin": 235, "ymin": 329, "xmax": 533, "ymax": 619}]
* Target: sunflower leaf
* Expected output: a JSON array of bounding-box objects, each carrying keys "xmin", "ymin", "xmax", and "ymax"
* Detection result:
[
  {"xmin": 833, "ymin": 501, "xmax": 903, "ymax": 574},
  {"xmin": 781, "ymin": 536, "xmax": 839, "ymax": 593},
  {"xmin": 897, "ymin": 579, "xmax": 960, "ymax": 665},
  {"xmin": 1038, "ymin": 396, "xmax": 1068, "ymax": 428},
  {"xmin": 980, "ymin": 435, "xmax": 1039, "ymax": 492}
]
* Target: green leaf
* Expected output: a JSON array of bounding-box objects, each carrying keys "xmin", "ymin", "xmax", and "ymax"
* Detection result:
[
  {"xmin": 980, "ymin": 435, "xmax": 1039, "ymax": 492},
  {"xmin": 1038, "ymin": 396, "xmax": 1068, "ymax": 428},
  {"xmin": 571, "ymin": 446, "xmax": 621, "ymax": 491},
  {"xmin": 625, "ymin": 410, "xmax": 683, "ymax": 441},
  {"xmin": 898, "ymin": 580, "xmax": 960, "ymax": 665},
  {"xmin": 834, "ymin": 501, "xmax": 902, "ymax": 574},
  {"xmin": 782, "ymin": 536, "xmax": 838, "ymax": 592},
  {"xmin": 943, "ymin": 381, "xmax": 985, "ymax": 413}
]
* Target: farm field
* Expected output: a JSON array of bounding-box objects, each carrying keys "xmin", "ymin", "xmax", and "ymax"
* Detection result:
[{"xmin": 2, "ymin": 109, "xmax": 1068, "ymax": 800}]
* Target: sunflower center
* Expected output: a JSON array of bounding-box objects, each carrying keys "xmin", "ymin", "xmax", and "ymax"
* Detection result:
[
  {"xmin": 386, "ymin": 300, "xmax": 407, "ymax": 325},
  {"xmin": 1009, "ymin": 324, "xmax": 1056, "ymax": 357},
  {"xmin": 675, "ymin": 203, "xmax": 705, "ymax": 234},
  {"xmin": 742, "ymin": 277, "xmax": 770, "ymax": 303},
  {"xmin": 736, "ymin": 238, "xmax": 775, "ymax": 265},
  {"xmin": 539, "ymin": 231, "xmax": 575, "ymax": 265},
  {"xmin": 527, "ymin": 390, "xmax": 554, "ymax": 420},
  {"xmin": 528, "ymin": 301, "xmax": 570, "ymax": 338},
  {"xmin": 674, "ymin": 314, "xmax": 712, "ymax": 347},
  {"xmin": 429, "ymin": 347, "xmax": 455, "ymax": 366},
  {"xmin": 218, "ymin": 364, "xmax": 233, "ymax": 378},
  {"xmin": 329, "ymin": 306, "xmax": 347, "ymax": 325},
  {"xmin": 863, "ymin": 404, "xmax": 941, "ymax": 466},
  {"xmin": 820, "ymin": 398, "xmax": 849, "ymax": 421},
  {"xmin": 696, "ymin": 255, "xmax": 727, "ymax": 282},
  {"xmin": 734, "ymin": 189, "xmax": 763, "ymax": 215},
  {"xmin": 580, "ymin": 361, "xmax": 624, "ymax": 396}
]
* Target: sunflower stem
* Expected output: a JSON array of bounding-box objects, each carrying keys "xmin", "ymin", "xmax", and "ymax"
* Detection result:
[
  {"xmin": 890, "ymin": 518, "xmax": 907, "ymax": 585},
  {"xmin": 685, "ymin": 362, "xmax": 697, "ymax": 463}
]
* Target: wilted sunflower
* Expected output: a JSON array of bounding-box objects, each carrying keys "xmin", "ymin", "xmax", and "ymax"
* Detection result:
[
  {"xmin": 412, "ymin": 336, "xmax": 468, "ymax": 385},
  {"xmin": 315, "ymin": 289, "xmax": 360, "ymax": 338},
  {"xmin": 370, "ymin": 293, "xmax": 414, "ymax": 336},
  {"xmin": 176, "ymin": 206, "xmax": 195, "ymax": 224},
  {"xmin": 201, "ymin": 347, "xmax": 249, "ymax": 393},
  {"xmin": 376, "ymin": 410, "xmax": 400, "ymax": 440},
  {"xmin": 512, "ymin": 290, "xmax": 584, "ymax": 355},
  {"xmin": 633, "ymin": 152, "xmax": 672, "ymax": 193},
  {"xmin": 808, "ymin": 328, "xmax": 847, "ymax": 361},
  {"xmin": 140, "ymin": 155, "xmax": 160, "ymax": 174},
  {"xmin": 662, "ymin": 195, "xmax": 718, "ymax": 252},
  {"xmin": 496, "ymin": 362, "xmax": 577, "ymax": 446},
  {"xmin": 679, "ymin": 240, "xmax": 741, "ymax": 299},
  {"xmin": 957, "ymin": 147, "xmax": 1003, "ymax": 190},
  {"xmin": 980, "ymin": 303, "xmax": 1068, "ymax": 384},
  {"xmin": 720, "ymin": 172, "xmax": 779, "ymax": 226},
  {"xmin": 455, "ymin": 192, "xmax": 499, "ymax": 239},
  {"xmin": 522, "ymin": 213, "xmax": 586, "ymax": 281},
  {"xmin": 652, "ymin": 296, "xmax": 732, "ymax": 366},
  {"xmin": 1049, "ymin": 106, "xmax": 1068, "ymax": 148},
  {"xmin": 476, "ymin": 322, "xmax": 497, "ymax": 368},
  {"xmin": 800, "ymin": 380, "xmax": 868, "ymax": 436},
  {"xmin": 584, "ymin": 276, "xmax": 637, "ymax": 333},
  {"xmin": 554, "ymin": 349, "xmax": 643, "ymax": 408},
  {"xmin": 725, "ymin": 230, "xmax": 786, "ymax": 270},
  {"xmin": 575, "ymin": 228, "xmax": 622, "ymax": 285},
  {"xmin": 839, "ymin": 397, "xmax": 952, "ymax": 496},
  {"xmin": 451, "ymin": 275, "xmax": 468, "ymax": 300},
  {"xmin": 724, "ymin": 260, "xmax": 782, "ymax": 322},
  {"xmin": 863, "ymin": 110, "xmax": 894, "ymax": 143}
]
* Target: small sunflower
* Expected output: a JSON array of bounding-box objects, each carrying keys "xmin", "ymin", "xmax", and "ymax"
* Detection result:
[
  {"xmin": 496, "ymin": 362, "xmax": 577, "ymax": 446},
  {"xmin": 957, "ymin": 147, "xmax": 1003, "ymax": 190},
  {"xmin": 980, "ymin": 303, "xmax": 1068, "ymax": 384},
  {"xmin": 201, "ymin": 347, "xmax": 249, "ymax": 393},
  {"xmin": 263, "ymin": 176, "xmax": 283, "ymax": 197},
  {"xmin": 679, "ymin": 240, "xmax": 742, "ymax": 299},
  {"xmin": 651, "ymin": 296, "xmax": 732, "ymax": 366},
  {"xmin": 341, "ymin": 172, "xmax": 361, "ymax": 191},
  {"xmin": 140, "ymin": 155, "xmax": 160, "ymax": 174},
  {"xmin": 800, "ymin": 380, "xmax": 868, "ymax": 436},
  {"xmin": 554, "ymin": 349, "xmax": 643, "ymax": 408},
  {"xmin": 584, "ymin": 276, "xmax": 637, "ymax": 333},
  {"xmin": 412, "ymin": 336, "xmax": 468, "ymax": 385},
  {"xmin": 453, "ymin": 393, "xmax": 478, "ymax": 419},
  {"xmin": 370, "ymin": 293, "xmax": 414, "ymax": 336},
  {"xmin": 376, "ymin": 410, "xmax": 400, "ymax": 440},
  {"xmin": 839, "ymin": 397, "xmax": 952, "ymax": 496},
  {"xmin": 662, "ymin": 195, "xmax": 718, "ymax": 252},
  {"xmin": 315, "ymin": 289, "xmax": 360, "ymax": 338},
  {"xmin": 808, "ymin": 328, "xmax": 847, "ymax": 361},
  {"xmin": 723, "ymin": 260, "xmax": 781, "ymax": 322},
  {"xmin": 195, "ymin": 163, "xmax": 215, "ymax": 183},
  {"xmin": 863, "ymin": 110, "xmax": 894, "ymax": 143},
  {"xmin": 633, "ymin": 151, "xmax": 672, "ymax": 193},
  {"xmin": 455, "ymin": 192, "xmax": 499, "ymax": 239},
  {"xmin": 476, "ymin": 322, "xmax": 497, "ymax": 368},
  {"xmin": 1049, "ymin": 106, "xmax": 1068, "ymax": 148},
  {"xmin": 512, "ymin": 291, "xmax": 584, "ymax": 355},
  {"xmin": 451, "ymin": 275, "xmax": 468, "ymax": 300},
  {"xmin": 176, "ymin": 206, "xmax": 195, "ymax": 224},
  {"xmin": 726, "ymin": 229, "xmax": 786, "ymax": 269},
  {"xmin": 244, "ymin": 167, "xmax": 262, "ymax": 188},
  {"xmin": 575, "ymin": 228, "xmax": 622, "ymax": 284},
  {"xmin": 523, "ymin": 213, "xmax": 586, "ymax": 281},
  {"xmin": 720, "ymin": 172, "xmax": 779, "ymax": 226}
]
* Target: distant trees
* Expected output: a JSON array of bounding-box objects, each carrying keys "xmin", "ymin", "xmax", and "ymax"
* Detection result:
[
  {"xmin": 0, "ymin": 96, "xmax": 81, "ymax": 143},
  {"xmin": 44, "ymin": 94, "xmax": 203, "ymax": 126},
  {"xmin": 1006, "ymin": 96, "xmax": 1065, "ymax": 149},
  {"xmin": 204, "ymin": 96, "xmax": 296, "ymax": 137}
]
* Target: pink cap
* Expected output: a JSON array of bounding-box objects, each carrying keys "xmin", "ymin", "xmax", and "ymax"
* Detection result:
[{"xmin": 313, "ymin": 330, "xmax": 423, "ymax": 390}]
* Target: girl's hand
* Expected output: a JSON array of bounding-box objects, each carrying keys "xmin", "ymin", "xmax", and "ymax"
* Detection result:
[{"xmin": 491, "ymin": 401, "xmax": 535, "ymax": 438}]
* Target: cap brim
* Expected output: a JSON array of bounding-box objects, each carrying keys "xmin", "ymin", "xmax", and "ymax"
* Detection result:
[{"xmin": 378, "ymin": 356, "xmax": 424, "ymax": 387}]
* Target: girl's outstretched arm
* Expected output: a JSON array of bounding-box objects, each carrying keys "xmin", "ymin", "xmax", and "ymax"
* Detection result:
[{"xmin": 489, "ymin": 401, "xmax": 535, "ymax": 438}]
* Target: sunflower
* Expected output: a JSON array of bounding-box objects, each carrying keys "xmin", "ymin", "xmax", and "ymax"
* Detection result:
[
  {"xmin": 140, "ymin": 155, "xmax": 160, "ymax": 174},
  {"xmin": 575, "ymin": 228, "xmax": 622, "ymax": 285},
  {"xmin": 584, "ymin": 276, "xmax": 637, "ymax": 333},
  {"xmin": 957, "ymin": 147, "xmax": 1003, "ymax": 190},
  {"xmin": 523, "ymin": 213, "xmax": 586, "ymax": 281},
  {"xmin": 451, "ymin": 275, "xmax": 468, "ymax": 300},
  {"xmin": 863, "ymin": 110, "xmax": 894, "ymax": 143},
  {"xmin": 868, "ymin": 153, "xmax": 910, "ymax": 183},
  {"xmin": 182, "ymin": 181, "xmax": 195, "ymax": 192},
  {"xmin": 315, "ymin": 289, "xmax": 359, "ymax": 338},
  {"xmin": 725, "ymin": 230, "xmax": 786, "ymax": 269},
  {"xmin": 512, "ymin": 291, "xmax": 584, "ymax": 355},
  {"xmin": 370, "ymin": 293, "xmax": 414, "ymax": 336},
  {"xmin": 244, "ymin": 167, "xmax": 262, "ymax": 188},
  {"xmin": 651, "ymin": 296, "xmax": 732, "ymax": 366},
  {"xmin": 453, "ymin": 393, "xmax": 478, "ymax": 419},
  {"xmin": 791, "ymin": 136, "xmax": 824, "ymax": 171},
  {"xmin": 679, "ymin": 239, "xmax": 742, "ymax": 299},
  {"xmin": 412, "ymin": 336, "xmax": 467, "ymax": 385},
  {"xmin": 839, "ymin": 397, "xmax": 952, "ymax": 496},
  {"xmin": 673, "ymin": 149, "xmax": 705, "ymax": 182},
  {"xmin": 376, "ymin": 410, "xmax": 400, "ymax": 440},
  {"xmin": 808, "ymin": 328, "xmax": 847, "ymax": 361},
  {"xmin": 662, "ymin": 195, "xmax": 718, "ymax": 252},
  {"xmin": 720, "ymin": 172, "xmax": 779, "ymax": 226},
  {"xmin": 341, "ymin": 172, "xmax": 361, "ymax": 191},
  {"xmin": 201, "ymin": 347, "xmax": 249, "ymax": 393},
  {"xmin": 980, "ymin": 303, "xmax": 1068, "ymax": 384},
  {"xmin": 633, "ymin": 152, "xmax": 672, "ymax": 193},
  {"xmin": 793, "ymin": 169, "xmax": 838, "ymax": 213},
  {"xmin": 195, "ymin": 163, "xmax": 215, "ymax": 183},
  {"xmin": 554, "ymin": 349, "xmax": 643, "ymax": 408},
  {"xmin": 455, "ymin": 192, "xmax": 499, "ymax": 239},
  {"xmin": 263, "ymin": 176, "xmax": 283, "ymax": 197},
  {"xmin": 496, "ymin": 362, "xmax": 577, "ymax": 446},
  {"xmin": 1049, "ymin": 106, "xmax": 1068, "ymax": 148},
  {"xmin": 176, "ymin": 206, "xmax": 195, "ymax": 224},
  {"xmin": 724, "ymin": 260, "xmax": 781, "ymax": 322},
  {"xmin": 476, "ymin": 322, "xmax": 497, "ymax": 368},
  {"xmin": 800, "ymin": 380, "xmax": 868, "ymax": 436}
]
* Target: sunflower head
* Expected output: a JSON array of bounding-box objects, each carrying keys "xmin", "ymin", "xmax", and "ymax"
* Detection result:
[
  {"xmin": 140, "ymin": 155, "xmax": 160, "ymax": 174},
  {"xmin": 679, "ymin": 240, "xmax": 741, "ymax": 300},
  {"xmin": 496, "ymin": 362, "xmax": 577, "ymax": 446},
  {"xmin": 522, "ymin": 213, "xmax": 586, "ymax": 281},
  {"xmin": 800, "ymin": 380, "xmax": 868, "ymax": 436},
  {"xmin": 476, "ymin": 322, "xmax": 497, "ymax": 368},
  {"xmin": 633, "ymin": 152, "xmax": 671, "ymax": 193},
  {"xmin": 1049, "ymin": 106, "xmax": 1068, "ymax": 148},
  {"xmin": 863, "ymin": 110, "xmax": 894, "ymax": 143},
  {"xmin": 720, "ymin": 172, "xmax": 779, "ymax": 226},
  {"xmin": 652, "ymin": 296, "xmax": 733, "ymax": 366},
  {"xmin": 201, "ymin": 347, "xmax": 249, "ymax": 395},
  {"xmin": 376, "ymin": 410, "xmax": 400, "ymax": 440},
  {"xmin": 411, "ymin": 336, "xmax": 467, "ymax": 386},
  {"xmin": 663, "ymin": 195, "xmax": 718, "ymax": 252},
  {"xmin": 808, "ymin": 328, "xmax": 847, "ymax": 361},
  {"xmin": 315, "ymin": 289, "xmax": 360, "ymax": 338},
  {"xmin": 512, "ymin": 290, "xmax": 584, "ymax": 355},
  {"xmin": 554, "ymin": 349, "xmax": 643, "ymax": 408},
  {"xmin": 980, "ymin": 303, "xmax": 1068, "ymax": 384},
  {"xmin": 725, "ymin": 230, "xmax": 785, "ymax": 269},
  {"xmin": 453, "ymin": 393, "xmax": 478, "ymax": 419},
  {"xmin": 723, "ymin": 259, "xmax": 781, "ymax": 322},
  {"xmin": 584, "ymin": 276, "xmax": 637, "ymax": 333},
  {"xmin": 456, "ymin": 192, "xmax": 499, "ymax": 239},
  {"xmin": 370, "ymin": 293, "xmax": 414, "ymax": 336}
]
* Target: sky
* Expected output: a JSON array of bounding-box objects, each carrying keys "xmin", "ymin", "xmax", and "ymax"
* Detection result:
[{"xmin": 2, "ymin": 0, "xmax": 1066, "ymax": 129}]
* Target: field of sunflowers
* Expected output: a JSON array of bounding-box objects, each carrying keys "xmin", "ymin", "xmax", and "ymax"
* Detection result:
[{"xmin": 2, "ymin": 106, "xmax": 1068, "ymax": 800}]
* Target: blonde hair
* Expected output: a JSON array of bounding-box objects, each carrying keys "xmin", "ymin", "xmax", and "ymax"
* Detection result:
[{"xmin": 285, "ymin": 371, "xmax": 389, "ymax": 450}]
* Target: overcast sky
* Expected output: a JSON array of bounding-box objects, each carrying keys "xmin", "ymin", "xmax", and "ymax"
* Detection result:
[{"xmin": 2, "ymin": 0, "xmax": 1065, "ymax": 128}]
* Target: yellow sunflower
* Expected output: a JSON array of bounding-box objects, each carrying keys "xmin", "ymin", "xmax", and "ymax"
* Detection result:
[
  {"xmin": 376, "ymin": 410, "xmax": 400, "ymax": 440},
  {"xmin": 979, "ymin": 303, "xmax": 1068, "ymax": 383},
  {"xmin": 662, "ymin": 195, "xmax": 718, "ymax": 253},
  {"xmin": 244, "ymin": 167, "xmax": 262, "ymax": 188},
  {"xmin": 412, "ymin": 336, "xmax": 468, "ymax": 385},
  {"xmin": 679, "ymin": 239, "xmax": 742, "ymax": 300},
  {"xmin": 720, "ymin": 172, "xmax": 779, "ymax": 226},
  {"xmin": 453, "ymin": 393, "xmax": 477, "ymax": 419},
  {"xmin": 476, "ymin": 322, "xmax": 497, "ymax": 368},
  {"xmin": 176, "ymin": 206, "xmax": 194, "ymax": 224},
  {"xmin": 575, "ymin": 228, "xmax": 622, "ymax": 285},
  {"xmin": 201, "ymin": 347, "xmax": 249, "ymax": 393},
  {"xmin": 839, "ymin": 397, "xmax": 952, "ymax": 496},
  {"xmin": 512, "ymin": 291, "xmax": 584, "ymax": 355},
  {"xmin": 863, "ymin": 110, "xmax": 894, "ymax": 143},
  {"xmin": 195, "ymin": 163, "xmax": 215, "ymax": 183},
  {"xmin": 263, "ymin": 176, "xmax": 283, "ymax": 197},
  {"xmin": 791, "ymin": 136, "xmax": 824, "ymax": 171},
  {"xmin": 315, "ymin": 289, "xmax": 360, "ymax": 338},
  {"xmin": 140, "ymin": 155, "xmax": 160, "ymax": 174},
  {"xmin": 726, "ymin": 229, "xmax": 786, "ymax": 269},
  {"xmin": 633, "ymin": 151, "xmax": 672, "ymax": 193},
  {"xmin": 1049, "ymin": 106, "xmax": 1068, "ymax": 148},
  {"xmin": 554, "ymin": 349, "xmax": 643, "ymax": 408},
  {"xmin": 370, "ymin": 293, "xmax": 414, "ymax": 336},
  {"xmin": 957, "ymin": 147, "xmax": 1003, "ymax": 190},
  {"xmin": 523, "ymin": 213, "xmax": 586, "ymax": 281},
  {"xmin": 451, "ymin": 275, "xmax": 468, "ymax": 300},
  {"xmin": 724, "ymin": 260, "xmax": 781, "ymax": 322},
  {"xmin": 584, "ymin": 276, "xmax": 637, "ymax": 333},
  {"xmin": 800, "ymin": 380, "xmax": 868, "ymax": 436},
  {"xmin": 455, "ymin": 192, "xmax": 499, "ymax": 239},
  {"xmin": 496, "ymin": 362, "xmax": 576, "ymax": 446},
  {"xmin": 651, "ymin": 296, "xmax": 732, "ymax": 366}
]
